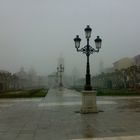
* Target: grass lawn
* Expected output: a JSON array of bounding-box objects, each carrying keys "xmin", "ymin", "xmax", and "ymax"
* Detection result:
[{"xmin": 0, "ymin": 88, "xmax": 48, "ymax": 98}]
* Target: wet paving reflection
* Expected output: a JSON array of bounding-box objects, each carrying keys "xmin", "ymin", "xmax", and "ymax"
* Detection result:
[{"xmin": 0, "ymin": 88, "xmax": 140, "ymax": 140}]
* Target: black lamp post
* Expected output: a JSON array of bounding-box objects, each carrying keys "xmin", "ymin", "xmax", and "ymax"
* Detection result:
[
  {"xmin": 57, "ymin": 64, "xmax": 64, "ymax": 87},
  {"xmin": 74, "ymin": 25, "xmax": 102, "ymax": 90}
]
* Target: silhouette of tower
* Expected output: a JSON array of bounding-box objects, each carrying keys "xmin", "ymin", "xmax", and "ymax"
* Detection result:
[{"xmin": 99, "ymin": 59, "xmax": 104, "ymax": 74}]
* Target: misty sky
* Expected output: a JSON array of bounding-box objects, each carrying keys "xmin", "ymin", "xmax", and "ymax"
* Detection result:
[{"xmin": 0, "ymin": 0, "xmax": 140, "ymax": 76}]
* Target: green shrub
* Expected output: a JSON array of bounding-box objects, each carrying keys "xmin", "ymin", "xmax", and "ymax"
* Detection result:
[{"xmin": 0, "ymin": 88, "xmax": 48, "ymax": 98}]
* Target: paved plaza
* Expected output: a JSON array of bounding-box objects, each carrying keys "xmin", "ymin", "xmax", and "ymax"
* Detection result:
[{"xmin": 0, "ymin": 88, "xmax": 140, "ymax": 140}]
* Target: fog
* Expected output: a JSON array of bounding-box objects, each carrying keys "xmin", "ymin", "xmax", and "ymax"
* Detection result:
[{"xmin": 0, "ymin": 0, "xmax": 140, "ymax": 76}]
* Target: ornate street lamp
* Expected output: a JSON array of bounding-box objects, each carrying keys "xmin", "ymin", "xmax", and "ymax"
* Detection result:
[
  {"xmin": 57, "ymin": 64, "xmax": 64, "ymax": 87},
  {"xmin": 74, "ymin": 25, "xmax": 102, "ymax": 90},
  {"xmin": 74, "ymin": 25, "xmax": 102, "ymax": 113}
]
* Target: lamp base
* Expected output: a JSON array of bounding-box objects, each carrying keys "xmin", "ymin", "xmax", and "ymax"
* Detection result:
[
  {"xmin": 84, "ymin": 85, "xmax": 92, "ymax": 90},
  {"xmin": 80, "ymin": 90, "xmax": 98, "ymax": 114}
]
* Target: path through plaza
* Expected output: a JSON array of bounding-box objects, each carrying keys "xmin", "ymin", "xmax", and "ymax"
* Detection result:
[{"xmin": 0, "ymin": 88, "xmax": 140, "ymax": 140}]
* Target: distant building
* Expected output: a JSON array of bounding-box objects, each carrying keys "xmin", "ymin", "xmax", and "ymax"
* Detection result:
[
  {"xmin": 14, "ymin": 67, "xmax": 28, "ymax": 89},
  {"xmin": 47, "ymin": 73, "xmax": 57, "ymax": 88},
  {"xmin": 113, "ymin": 57, "xmax": 133, "ymax": 70},
  {"xmin": 58, "ymin": 55, "xmax": 65, "ymax": 68},
  {"xmin": 133, "ymin": 54, "xmax": 140, "ymax": 66},
  {"xmin": 99, "ymin": 60, "xmax": 104, "ymax": 73},
  {"xmin": 104, "ymin": 67, "xmax": 115, "ymax": 73}
]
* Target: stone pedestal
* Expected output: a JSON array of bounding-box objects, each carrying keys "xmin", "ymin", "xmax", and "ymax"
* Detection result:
[
  {"xmin": 59, "ymin": 86, "xmax": 64, "ymax": 91},
  {"xmin": 80, "ymin": 90, "xmax": 98, "ymax": 114}
]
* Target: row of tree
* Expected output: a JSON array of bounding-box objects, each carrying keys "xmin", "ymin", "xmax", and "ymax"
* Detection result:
[
  {"xmin": 0, "ymin": 71, "xmax": 24, "ymax": 91},
  {"xmin": 92, "ymin": 65, "xmax": 140, "ymax": 89},
  {"xmin": 0, "ymin": 68, "xmax": 48, "ymax": 92}
]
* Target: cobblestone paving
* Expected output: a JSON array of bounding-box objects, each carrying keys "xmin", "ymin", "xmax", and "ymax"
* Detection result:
[{"xmin": 0, "ymin": 88, "xmax": 140, "ymax": 140}]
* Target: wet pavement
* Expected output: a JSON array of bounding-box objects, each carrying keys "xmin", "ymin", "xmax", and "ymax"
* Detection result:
[{"xmin": 0, "ymin": 88, "xmax": 140, "ymax": 140}]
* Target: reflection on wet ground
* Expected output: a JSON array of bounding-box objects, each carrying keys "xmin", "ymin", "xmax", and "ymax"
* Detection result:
[
  {"xmin": 0, "ymin": 88, "xmax": 139, "ymax": 140},
  {"xmin": 117, "ymin": 99, "xmax": 140, "ymax": 111}
]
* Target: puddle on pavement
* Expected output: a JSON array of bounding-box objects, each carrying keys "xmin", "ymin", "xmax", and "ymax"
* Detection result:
[{"xmin": 118, "ymin": 100, "xmax": 140, "ymax": 110}]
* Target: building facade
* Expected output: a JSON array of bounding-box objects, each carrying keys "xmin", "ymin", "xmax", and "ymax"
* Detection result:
[{"xmin": 113, "ymin": 57, "xmax": 133, "ymax": 70}]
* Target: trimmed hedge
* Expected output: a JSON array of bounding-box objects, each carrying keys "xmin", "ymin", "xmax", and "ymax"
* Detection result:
[
  {"xmin": 71, "ymin": 86, "xmax": 140, "ymax": 96},
  {"xmin": 97, "ymin": 89, "xmax": 140, "ymax": 96},
  {"xmin": 0, "ymin": 88, "xmax": 48, "ymax": 98}
]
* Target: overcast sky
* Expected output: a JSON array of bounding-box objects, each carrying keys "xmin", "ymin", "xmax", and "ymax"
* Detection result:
[{"xmin": 0, "ymin": 0, "xmax": 140, "ymax": 76}]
